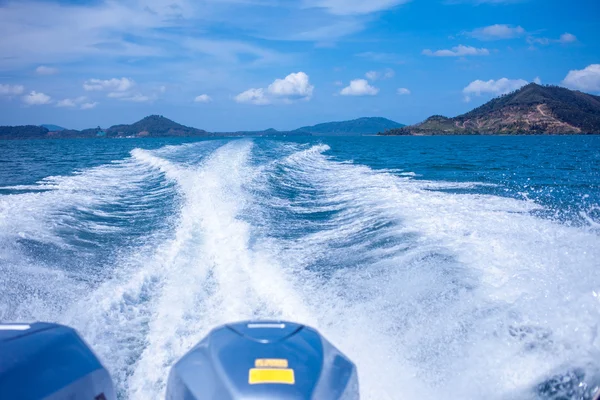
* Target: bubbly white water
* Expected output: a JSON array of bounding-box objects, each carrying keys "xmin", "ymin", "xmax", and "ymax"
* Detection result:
[{"xmin": 1, "ymin": 140, "xmax": 600, "ymax": 400}]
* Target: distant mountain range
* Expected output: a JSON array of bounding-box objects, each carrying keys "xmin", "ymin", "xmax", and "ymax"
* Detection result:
[
  {"xmin": 296, "ymin": 117, "xmax": 404, "ymax": 135},
  {"xmin": 0, "ymin": 116, "xmax": 403, "ymax": 140},
  {"xmin": 381, "ymin": 83, "xmax": 600, "ymax": 135},
  {"xmin": 40, "ymin": 124, "xmax": 66, "ymax": 132}
]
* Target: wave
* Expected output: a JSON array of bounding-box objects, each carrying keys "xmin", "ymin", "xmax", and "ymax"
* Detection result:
[{"xmin": 1, "ymin": 139, "xmax": 599, "ymax": 400}]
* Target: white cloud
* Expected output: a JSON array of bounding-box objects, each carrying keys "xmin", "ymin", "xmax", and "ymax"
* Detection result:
[
  {"xmin": 463, "ymin": 77, "xmax": 528, "ymax": 101},
  {"xmin": 528, "ymin": 32, "xmax": 577, "ymax": 47},
  {"xmin": 534, "ymin": 77, "xmax": 542, "ymax": 84},
  {"xmin": 340, "ymin": 79, "xmax": 379, "ymax": 96},
  {"xmin": 355, "ymin": 52, "xmax": 404, "ymax": 64},
  {"xmin": 365, "ymin": 71, "xmax": 379, "ymax": 81},
  {"xmin": 23, "ymin": 91, "xmax": 52, "ymax": 105},
  {"xmin": 267, "ymin": 72, "xmax": 314, "ymax": 99},
  {"xmin": 121, "ymin": 94, "xmax": 152, "ymax": 103},
  {"xmin": 333, "ymin": 80, "xmax": 344, "ymax": 86},
  {"xmin": 562, "ymin": 64, "xmax": 600, "ymax": 92},
  {"xmin": 56, "ymin": 96, "xmax": 87, "ymax": 108},
  {"xmin": 470, "ymin": 24, "xmax": 525, "ymax": 40},
  {"xmin": 366, "ymin": 68, "xmax": 394, "ymax": 81},
  {"xmin": 84, "ymin": 77, "xmax": 135, "ymax": 92},
  {"xmin": 558, "ymin": 33, "xmax": 577, "ymax": 43},
  {"xmin": 303, "ymin": 0, "xmax": 410, "ymax": 15},
  {"xmin": 80, "ymin": 102, "xmax": 98, "ymax": 110},
  {"xmin": 35, "ymin": 65, "xmax": 58, "ymax": 75},
  {"xmin": 397, "ymin": 87, "xmax": 411, "ymax": 95},
  {"xmin": 235, "ymin": 88, "xmax": 270, "ymax": 105},
  {"xmin": 423, "ymin": 45, "xmax": 490, "ymax": 57},
  {"xmin": 235, "ymin": 72, "xmax": 314, "ymax": 105},
  {"xmin": 194, "ymin": 94, "xmax": 212, "ymax": 103},
  {"xmin": 0, "ymin": 84, "xmax": 25, "ymax": 96}
]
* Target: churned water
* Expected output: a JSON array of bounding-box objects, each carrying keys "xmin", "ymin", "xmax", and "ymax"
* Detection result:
[{"xmin": 1, "ymin": 136, "xmax": 599, "ymax": 399}]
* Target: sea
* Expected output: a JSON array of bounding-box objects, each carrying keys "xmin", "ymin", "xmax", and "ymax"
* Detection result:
[{"xmin": 1, "ymin": 135, "xmax": 599, "ymax": 400}]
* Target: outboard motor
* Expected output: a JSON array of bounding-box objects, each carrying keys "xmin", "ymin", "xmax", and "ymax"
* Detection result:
[
  {"xmin": 0, "ymin": 320, "xmax": 358, "ymax": 400},
  {"xmin": 166, "ymin": 321, "xmax": 359, "ymax": 400},
  {"xmin": 0, "ymin": 322, "xmax": 115, "ymax": 400}
]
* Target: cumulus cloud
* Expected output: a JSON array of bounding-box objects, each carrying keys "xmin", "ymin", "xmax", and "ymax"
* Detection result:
[
  {"xmin": 56, "ymin": 96, "xmax": 87, "ymax": 108},
  {"xmin": 303, "ymin": 0, "xmax": 410, "ymax": 15},
  {"xmin": 35, "ymin": 66, "xmax": 58, "ymax": 75},
  {"xmin": 267, "ymin": 72, "xmax": 314, "ymax": 99},
  {"xmin": 23, "ymin": 91, "xmax": 52, "ymax": 105},
  {"xmin": 340, "ymin": 79, "xmax": 379, "ymax": 96},
  {"xmin": 84, "ymin": 77, "xmax": 135, "ymax": 92},
  {"xmin": 462, "ymin": 77, "xmax": 528, "ymax": 101},
  {"xmin": 194, "ymin": 94, "xmax": 213, "ymax": 103},
  {"xmin": 80, "ymin": 102, "xmax": 98, "ymax": 110},
  {"xmin": 470, "ymin": 24, "xmax": 525, "ymax": 40},
  {"xmin": 397, "ymin": 88, "xmax": 411, "ymax": 95},
  {"xmin": 534, "ymin": 77, "xmax": 542, "ymax": 84},
  {"xmin": 236, "ymin": 72, "xmax": 314, "ymax": 105},
  {"xmin": 0, "ymin": 84, "xmax": 25, "ymax": 96},
  {"xmin": 423, "ymin": 45, "xmax": 490, "ymax": 57},
  {"xmin": 562, "ymin": 64, "xmax": 600, "ymax": 92}
]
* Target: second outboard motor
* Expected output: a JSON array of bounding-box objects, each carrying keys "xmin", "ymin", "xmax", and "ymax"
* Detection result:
[
  {"xmin": 0, "ymin": 322, "xmax": 115, "ymax": 400},
  {"xmin": 166, "ymin": 321, "xmax": 359, "ymax": 400}
]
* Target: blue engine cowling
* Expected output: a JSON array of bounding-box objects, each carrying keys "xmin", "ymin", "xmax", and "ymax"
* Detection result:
[
  {"xmin": 0, "ymin": 322, "xmax": 115, "ymax": 400},
  {"xmin": 166, "ymin": 321, "xmax": 359, "ymax": 400}
]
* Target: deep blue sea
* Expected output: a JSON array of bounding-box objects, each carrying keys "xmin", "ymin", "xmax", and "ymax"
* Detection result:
[{"xmin": 1, "ymin": 136, "xmax": 600, "ymax": 399}]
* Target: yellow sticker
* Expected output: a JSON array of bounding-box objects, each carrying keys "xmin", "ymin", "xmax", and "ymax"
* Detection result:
[
  {"xmin": 255, "ymin": 359, "xmax": 289, "ymax": 368},
  {"xmin": 248, "ymin": 368, "xmax": 295, "ymax": 385}
]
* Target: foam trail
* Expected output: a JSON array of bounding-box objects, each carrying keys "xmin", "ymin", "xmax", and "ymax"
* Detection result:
[
  {"xmin": 249, "ymin": 142, "xmax": 600, "ymax": 399},
  {"xmin": 2, "ymin": 139, "xmax": 599, "ymax": 400}
]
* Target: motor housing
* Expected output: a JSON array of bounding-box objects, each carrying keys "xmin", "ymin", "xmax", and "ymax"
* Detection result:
[
  {"xmin": 0, "ymin": 322, "xmax": 115, "ymax": 400},
  {"xmin": 166, "ymin": 321, "xmax": 359, "ymax": 400}
]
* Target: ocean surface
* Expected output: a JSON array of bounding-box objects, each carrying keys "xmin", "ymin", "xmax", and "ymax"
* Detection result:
[{"xmin": 1, "ymin": 136, "xmax": 600, "ymax": 400}]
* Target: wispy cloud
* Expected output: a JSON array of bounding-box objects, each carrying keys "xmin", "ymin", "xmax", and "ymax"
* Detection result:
[
  {"xmin": 302, "ymin": 0, "xmax": 410, "ymax": 15},
  {"xmin": 35, "ymin": 66, "xmax": 59, "ymax": 75},
  {"xmin": 469, "ymin": 24, "xmax": 525, "ymax": 40},
  {"xmin": 527, "ymin": 32, "xmax": 578, "ymax": 47},
  {"xmin": 56, "ymin": 96, "xmax": 88, "ymax": 108},
  {"xmin": 355, "ymin": 52, "xmax": 405, "ymax": 64},
  {"xmin": 423, "ymin": 45, "xmax": 490, "ymax": 57},
  {"xmin": 84, "ymin": 78, "xmax": 135, "ymax": 92},
  {"xmin": 365, "ymin": 68, "xmax": 395, "ymax": 81},
  {"xmin": 397, "ymin": 87, "xmax": 411, "ymax": 95},
  {"xmin": 0, "ymin": 84, "xmax": 25, "ymax": 96},
  {"xmin": 80, "ymin": 102, "xmax": 98, "ymax": 110}
]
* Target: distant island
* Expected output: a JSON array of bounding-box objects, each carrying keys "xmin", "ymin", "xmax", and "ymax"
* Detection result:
[
  {"xmin": 381, "ymin": 83, "xmax": 600, "ymax": 135},
  {"xmin": 0, "ymin": 116, "xmax": 403, "ymax": 140}
]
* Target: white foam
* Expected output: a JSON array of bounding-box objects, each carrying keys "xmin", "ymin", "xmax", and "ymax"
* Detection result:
[{"xmin": 2, "ymin": 139, "xmax": 599, "ymax": 400}]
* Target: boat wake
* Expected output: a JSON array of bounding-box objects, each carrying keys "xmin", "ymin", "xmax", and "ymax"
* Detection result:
[{"xmin": 1, "ymin": 139, "xmax": 599, "ymax": 399}]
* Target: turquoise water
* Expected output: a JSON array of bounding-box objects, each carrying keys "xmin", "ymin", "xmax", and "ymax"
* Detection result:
[{"xmin": 0, "ymin": 136, "xmax": 599, "ymax": 399}]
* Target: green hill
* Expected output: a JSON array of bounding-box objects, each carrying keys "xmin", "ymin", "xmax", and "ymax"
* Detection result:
[
  {"xmin": 382, "ymin": 84, "xmax": 600, "ymax": 135},
  {"xmin": 297, "ymin": 117, "xmax": 404, "ymax": 136}
]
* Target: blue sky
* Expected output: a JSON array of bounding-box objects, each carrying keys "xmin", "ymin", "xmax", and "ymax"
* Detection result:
[{"xmin": 0, "ymin": 0, "xmax": 599, "ymax": 131}]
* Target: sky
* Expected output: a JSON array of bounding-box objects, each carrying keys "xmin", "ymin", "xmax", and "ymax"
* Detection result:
[{"xmin": 0, "ymin": 0, "xmax": 599, "ymax": 131}]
